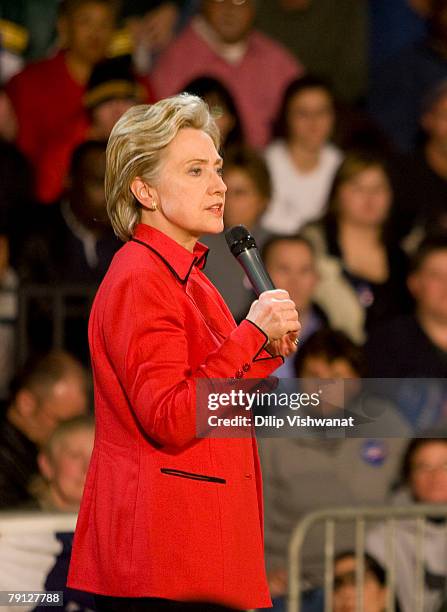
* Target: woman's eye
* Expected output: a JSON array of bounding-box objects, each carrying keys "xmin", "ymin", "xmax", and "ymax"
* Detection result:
[
  {"xmin": 217, "ymin": 167, "xmax": 224, "ymax": 177},
  {"xmin": 189, "ymin": 167, "xmax": 201, "ymax": 176}
]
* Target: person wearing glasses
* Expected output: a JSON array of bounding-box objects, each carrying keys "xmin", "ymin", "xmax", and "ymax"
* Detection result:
[
  {"xmin": 151, "ymin": 0, "xmax": 302, "ymax": 147},
  {"xmin": 367, "ymin": 438, "xmax": 447, "ymax": 612}
]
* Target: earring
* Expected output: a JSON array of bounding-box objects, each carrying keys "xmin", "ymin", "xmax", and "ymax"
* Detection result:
[{"xmin": 150, "ymin": 202, "xmax": 158, "ymax": 211}]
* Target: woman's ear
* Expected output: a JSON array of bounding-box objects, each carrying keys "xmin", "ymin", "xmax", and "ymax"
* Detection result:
[{"xmin": 130, "ymin": 177, "xmax": 158, "ymax": 211}]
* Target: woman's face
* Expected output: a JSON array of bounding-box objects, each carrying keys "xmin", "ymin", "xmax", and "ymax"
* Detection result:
[
  {"xmin": 337, "ymin": 167, "xmax": 391, "ymax": 228},
  {"xmin": 410, "ymin": 442, "xmax": 447, "ymax": 503},
  {"xmin": 333, "ymin": 556, "xmax": 387, "ymax": 612},
  {"xmin": 287, "ymin": 88, "xmax": 334, "ymax": 151},
  {"xmin": 223, "ymin": 167, "xmax": 266, "ymax": 229},
  {"xmin": 145, "ymin": 128, "xmax": 227, "ymax": 249}
]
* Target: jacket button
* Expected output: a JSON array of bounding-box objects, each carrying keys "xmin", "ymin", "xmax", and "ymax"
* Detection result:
[
  {"xmin": 243, "ymin": 363, "xmax": 250, "ymax": 372},
  {"xmin": 235, "ymin": 369, "xmax": 243, "ymax": 379},
  {"xmin": 245, "ymin": 473, "xmax": 252, "ymax": 479}
]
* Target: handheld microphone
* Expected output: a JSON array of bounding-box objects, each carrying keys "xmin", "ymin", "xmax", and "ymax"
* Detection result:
[{"xmin": 225, "ymin": 225, "xmax": 275, "ymax": 297}]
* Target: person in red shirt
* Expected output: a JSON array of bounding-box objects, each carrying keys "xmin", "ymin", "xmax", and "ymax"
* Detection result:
[
  {"xmin": 5, "ymin": 0, "xmax": 118, "ymax": 204},
  {"xmin": 67, "ymin": 93, "xmax": 300, "ymax": 611}
]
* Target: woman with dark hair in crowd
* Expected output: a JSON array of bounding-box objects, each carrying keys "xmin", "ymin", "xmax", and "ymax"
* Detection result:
[
  {"xmin": 261, "ymin": 75, "xmax": 342, "ymax": 235},
  {"xmin": 183, "ymin": 76, "xmax": 245, "ymax": 149},
  {"xmin": 302, "ymin": 150, "xmax": 411, "ymax": 343},
  {"xmin": 367, "ymin": 437, "xmax": 447, "ymax": 612}
]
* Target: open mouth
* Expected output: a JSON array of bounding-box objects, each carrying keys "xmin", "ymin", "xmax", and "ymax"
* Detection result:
[{"xmin": 207, "ymin": 204, "xmax": 224, "ymax": 215}]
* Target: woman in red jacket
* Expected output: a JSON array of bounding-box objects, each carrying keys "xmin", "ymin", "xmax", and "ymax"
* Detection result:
[{"xmin": 67, "ymin": 94, "xmax": 300, "ymax": 611}]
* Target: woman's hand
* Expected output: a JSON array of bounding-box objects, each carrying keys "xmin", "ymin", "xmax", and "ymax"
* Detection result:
[
  {"xmin": 266, "ymin": 331, "xmax": 299, "ymax": 358},
  {"xmin": 246, "ymin": 290, "xmax": 300, "ymax": 357}
]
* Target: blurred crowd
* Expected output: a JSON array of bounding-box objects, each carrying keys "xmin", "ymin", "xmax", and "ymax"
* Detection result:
[{"xmin": 2, "ymin": 0, "xmax": 447, "ymax": 610}]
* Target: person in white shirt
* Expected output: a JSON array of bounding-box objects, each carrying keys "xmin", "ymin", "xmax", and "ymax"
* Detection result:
[{"xmin": 262, "ymin": 75, "xmax": 342, "ymax": 234}]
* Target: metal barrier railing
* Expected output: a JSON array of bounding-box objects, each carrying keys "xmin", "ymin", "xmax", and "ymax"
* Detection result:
[
  {"xmin": 288, "ymin": 505, "xmax": 447, "ymax": 612},
  {"xmin": 17, "ymin": 283, "xmax": 97, "ymax": 366}
]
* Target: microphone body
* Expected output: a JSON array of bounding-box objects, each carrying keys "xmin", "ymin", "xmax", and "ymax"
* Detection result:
[{"xmin": 225, "ymin": 225, "xmax": 275, "ymax": 297}]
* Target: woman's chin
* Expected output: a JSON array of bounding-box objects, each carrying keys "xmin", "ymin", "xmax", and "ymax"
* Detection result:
[{"xmin": 203, "ymin": 218, "xmax": 225, "ymax": 234}]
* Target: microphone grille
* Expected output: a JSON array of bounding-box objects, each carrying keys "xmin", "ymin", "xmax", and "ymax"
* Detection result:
[{"xmin": 225, "ymin": 225, "xmax": 257, "ymax": 257}]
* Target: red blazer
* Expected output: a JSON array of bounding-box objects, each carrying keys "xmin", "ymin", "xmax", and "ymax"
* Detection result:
[{"xmin": 67, "ymin": 223, "xmax": 282, "ymax": 609}]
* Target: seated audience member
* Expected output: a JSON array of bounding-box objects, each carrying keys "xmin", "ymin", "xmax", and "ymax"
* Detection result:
[
  {"xmin": 184, "ymin": 75, "xmax": 245, "ymax": 149},
  {"xmin": 17, "ymin": 140, "xmax": 119, "ymax": 286},
  {"xmin": 0, "ymin": 350, "xmax": 88, "ymax": 509},
  {"xmin": 0, "ymin": 418, "xmax": 95, "ymax": 611},
  {"xmin": 16, "ymin": 140, "xmax": 119, "ymax": 361},
  {"xmin": 255, "ymin": 0, "xmax": 367, "ymax": 104},
  {"xmin": 261, "ymin": 76, "xmax": 342, "ymax": 235},
  {"xmin": 367, "ymin": 438, "xmax": 447, "ymax": 612},
  {"xmin": 333, "ymin": 551, "xmax": 400, "ymax": 612},
  {"xmin": 203, "ymin": 145, "xmax": 271, "ymax": 321},
  {"xmin": 389, "ymin": 80, "xmax": 447, "ymax": 243},
  {"xmin": 369, "ymin": 0, "xmax": 447, "ymax": 153},
  {"xmin": 0, "ymin": 0, "xmax": 69, "ymax": 70},
  {"xmin": 29, "ymin": 415, "xmax": 95, "ymax": 512},
  {"xmin": 261, "ymin": 235, "xmax": 328, "ymax": 378},
  {"xmin": 151, "ymin": 0, "xmax": 301, "ymax": 147},
  {"xmin": 302, "ymin": 151, "xmax": 410, "ymax": 343},
  {"xmin": 119, "ymin": 1, "xmax": 187, "ymax": 74},
  {"xmin": 5, "ymin": 0, "xmax": 118, "ymax": 204},
  {"xmin": 258, "ymin": 329, "xmax": 409, "ymax": 611},
  {"xmin": 369, "ymin": 0, "xmax": 430, "ymax": 76},
  {"xmin": 367, "ymin": 235, "xmax": 447, "ymax": 379},
  {"xmin": 85, "ymin": 55, "xmax": 150, "ymax": 141},
  {"xmin": 366, "ymin": 236, "xmax": 447, "ymax": 429}
]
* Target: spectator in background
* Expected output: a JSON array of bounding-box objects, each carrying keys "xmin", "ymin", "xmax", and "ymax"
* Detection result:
[
  {"xmin": 258, "ymin": 329, "xmax": 408, "ymax": 611},
  {"xmin": 369, "ymin": 0, "xmax": 430, "ymax": 76},
  {"xmin": 0, "ymin": 350, "xmax": 88, "ymax": 509},
  {"xmin": 119, "ymin": 1, "xmax": 187, "ymax": 74},
  {"xmin": 16, "ymin": 140, "xmax": 119, "ymax": 362},
  {"xmin": 262, "ymin": 235, "xmax": 328, "ymax": 378},
  {"xmin": 5, "ymin": 0, "xmax": 118, "ymax": 204},
  {"xmin": 17, "ymin": 140, "xmax": 118, "ymax": 287},
  {"xmin": 366, "ymin": 236, "xmax": 447, "ymax": 381},
  {"xmin": 390, "ymin": 80, "xmax": 447, "ymax": 243},
  {"xmin": 366, "ymin": 236, "xmax": 447, "ymax": 429},
  {"xmin": 367, "ymin": 438, "xmax": 447, "ymax": 612},
  {"xmin": 369, "ymin": 0, "xmax": 447, "ymax": 153},
  {"xmin": 0, "ymin": 415, "xmax": 96, "ymax": 612},
  {"xmin": 255, "ymin": 0, "xmax": 368, "ymax": 104},
  {"xmin": 203, "ymin": 145, "xmax": 271, "ymax": 321},
  {"xmin": 30, "ymin": 415, "xmax": 95, "ymax": 512},
  {"xmin": 85, "ymin": 55, "xmax": 150, "ymax": 140},
  {"xmin": 261, "ymin": 76, "xmax": 342, "ymax": 235},
  {"xmin": 333, "ymin": 552, "xmax": 399, "ymax": 612},
  {"xmin": 302, "ymin": 152, "xmax": 410, "ymax": 344},
  {"xmin": 184, "ymin": 75, "xmax": 245, "ymax": 149},
  {"xmin": 151, "ymin": 0, "xmax": 301, "ymax": 147}
]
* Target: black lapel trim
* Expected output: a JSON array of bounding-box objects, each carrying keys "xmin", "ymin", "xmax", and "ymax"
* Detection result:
[{"xmin": 130, "ymin": 237, "xmax": 196, "ymax": 284}]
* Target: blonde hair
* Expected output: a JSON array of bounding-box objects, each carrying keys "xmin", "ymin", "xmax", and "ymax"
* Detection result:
[{"xmin": 105, "ymin": 93, "xmax": 221, "ymax": 242}]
